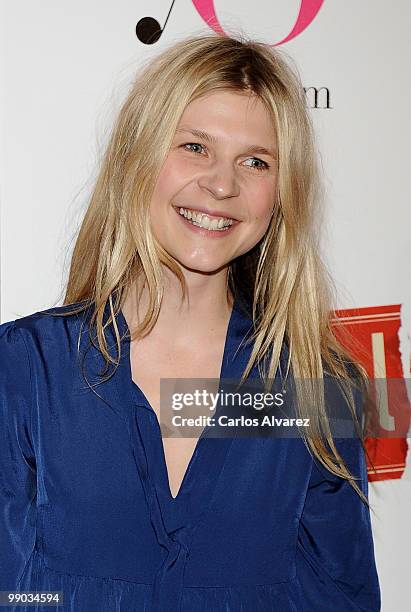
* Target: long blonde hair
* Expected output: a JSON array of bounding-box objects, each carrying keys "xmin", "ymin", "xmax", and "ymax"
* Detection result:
[{"xmin": 51, "ymin": 32, "xmax": 377, "ymax": 509}]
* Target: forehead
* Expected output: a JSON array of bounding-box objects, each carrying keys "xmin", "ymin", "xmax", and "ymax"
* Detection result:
[{"xmin": 177, "ymin": 90, "xmax": 277, "ymax": 149}]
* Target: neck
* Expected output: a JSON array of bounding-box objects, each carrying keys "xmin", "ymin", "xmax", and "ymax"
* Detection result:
[{"xmin": 121, "ymin": 265, "xmax": 234, "ymax": 343}]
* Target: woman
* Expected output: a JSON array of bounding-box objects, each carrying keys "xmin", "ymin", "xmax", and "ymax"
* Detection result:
[{"xmin": 0, "ymin": 33, "xmax": 381, "ymax": 610}]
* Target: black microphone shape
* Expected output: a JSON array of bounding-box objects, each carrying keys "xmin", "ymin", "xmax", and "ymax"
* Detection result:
[{"xmin": 136, "ymin": 0, "xmax": 176, "ymax": 44}]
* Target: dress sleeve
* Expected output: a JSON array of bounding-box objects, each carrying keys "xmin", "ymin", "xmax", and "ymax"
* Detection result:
[
  {"xmin": 0, "ymin": 321, "xmax": 37, "ymax": 590},
  {"xmin": 296, "ymin": 387, "xmax": 381, "ymax": 611}
]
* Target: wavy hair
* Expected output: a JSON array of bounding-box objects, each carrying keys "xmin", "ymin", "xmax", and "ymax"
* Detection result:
[{"xmin": 50, "ymin": 32, "xmax": 377, "ymax": 509}]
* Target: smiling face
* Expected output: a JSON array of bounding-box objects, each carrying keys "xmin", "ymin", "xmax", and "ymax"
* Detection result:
[{"xmin": 149, "ymin": 89, "xmax": 278, "ymax": 273}]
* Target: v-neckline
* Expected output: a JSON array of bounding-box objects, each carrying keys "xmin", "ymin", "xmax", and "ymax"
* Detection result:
[{"xmin": 117, "ymin": 297, "xmax": 242, "ymax": 502}]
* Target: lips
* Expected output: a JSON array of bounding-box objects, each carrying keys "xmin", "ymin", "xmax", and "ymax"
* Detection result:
[
  {"xmin": 173, "ymin": 204, "xmax": 238, "ymax": 237},
  {"xmin": 173, "ymin": 204, "xmax": 238, "ymax": 222}
]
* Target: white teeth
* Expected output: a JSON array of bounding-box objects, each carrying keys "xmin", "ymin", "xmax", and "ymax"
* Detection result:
[{"xmin": 177, "ymin": 207, "xmax": 234, "ymax": 231}]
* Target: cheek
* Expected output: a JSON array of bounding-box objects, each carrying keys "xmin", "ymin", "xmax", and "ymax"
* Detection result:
[
  {"xmin": 152, "ymin": 157, "xmax": 189, "ymax": 203},
  {"xmin": 238, "ymin": 193, "xmax": 274, "ymax": 251},
  {"xmin": 247, "ymin": 183, "xmax": 276, "ymax": 221},
  {"xmin": 151, "ymin": 167, "xmax": 173, "ymax": 206}
]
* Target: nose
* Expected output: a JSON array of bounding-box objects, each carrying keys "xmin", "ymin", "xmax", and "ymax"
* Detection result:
[{"xmin": 197, "ymin": 160, "xmax": 240, "ymax": 200}]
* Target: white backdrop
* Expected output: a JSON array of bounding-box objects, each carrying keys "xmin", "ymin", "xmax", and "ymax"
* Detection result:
[{"xmin": 1, "ymin": 2, "xmax": 410, "ymax": 609}]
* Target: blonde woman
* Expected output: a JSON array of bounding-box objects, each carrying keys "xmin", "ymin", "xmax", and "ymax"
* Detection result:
[{"xmin": 0, "ymin": 33, "xmax": 381, "ymax": 611}]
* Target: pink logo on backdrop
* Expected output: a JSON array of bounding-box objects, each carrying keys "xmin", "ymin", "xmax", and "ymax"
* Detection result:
[
  {"xmin": 135, "ymin": 1, "xmax": 325, "ymax": 46},
  {"xmin": 192, "ymin": 0, "xmax": 324, "ymax": 45}
]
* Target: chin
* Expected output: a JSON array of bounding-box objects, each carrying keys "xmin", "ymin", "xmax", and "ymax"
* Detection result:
[{"xmin": 173, "ymin": 254, "xmax": 228, "ymax": 275}]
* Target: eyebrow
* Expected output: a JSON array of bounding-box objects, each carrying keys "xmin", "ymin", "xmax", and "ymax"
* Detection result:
[{"xmin": 175, "ymin": 127, "xmax": 278, "ymax": 159}]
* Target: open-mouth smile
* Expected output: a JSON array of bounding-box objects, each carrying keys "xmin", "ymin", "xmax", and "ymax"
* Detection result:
[{"xmin": 173, "ymin": 205, "xmax": 240, "ymax": 237}]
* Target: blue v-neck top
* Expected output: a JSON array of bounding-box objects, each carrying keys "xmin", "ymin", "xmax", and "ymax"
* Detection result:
[{"xmin": 0, "ymin": 297, "xmax": 381, "ymax": 611}]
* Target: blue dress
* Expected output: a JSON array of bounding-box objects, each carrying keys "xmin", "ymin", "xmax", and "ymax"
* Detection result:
[{"xmin": 0, "ymin": 296, "xmax": 381, "ymax": 611}]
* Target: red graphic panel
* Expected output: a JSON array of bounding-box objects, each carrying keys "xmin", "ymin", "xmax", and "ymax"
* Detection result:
[{"xmin": 332, "ymin": 304, "xmax": 410, "ymax": 482}]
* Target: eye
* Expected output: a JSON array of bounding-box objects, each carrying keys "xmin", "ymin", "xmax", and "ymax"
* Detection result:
[
  {"xmin": 181, "ymin": 142, "xmax": 206, "ymax": 155},
  {"xmin": 181, "ymin": 143, "xmax": 270, "ymax": 172},
  {"xmin": 243, "ymin": 158, "xmax": 270, "ymax": 172}
]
